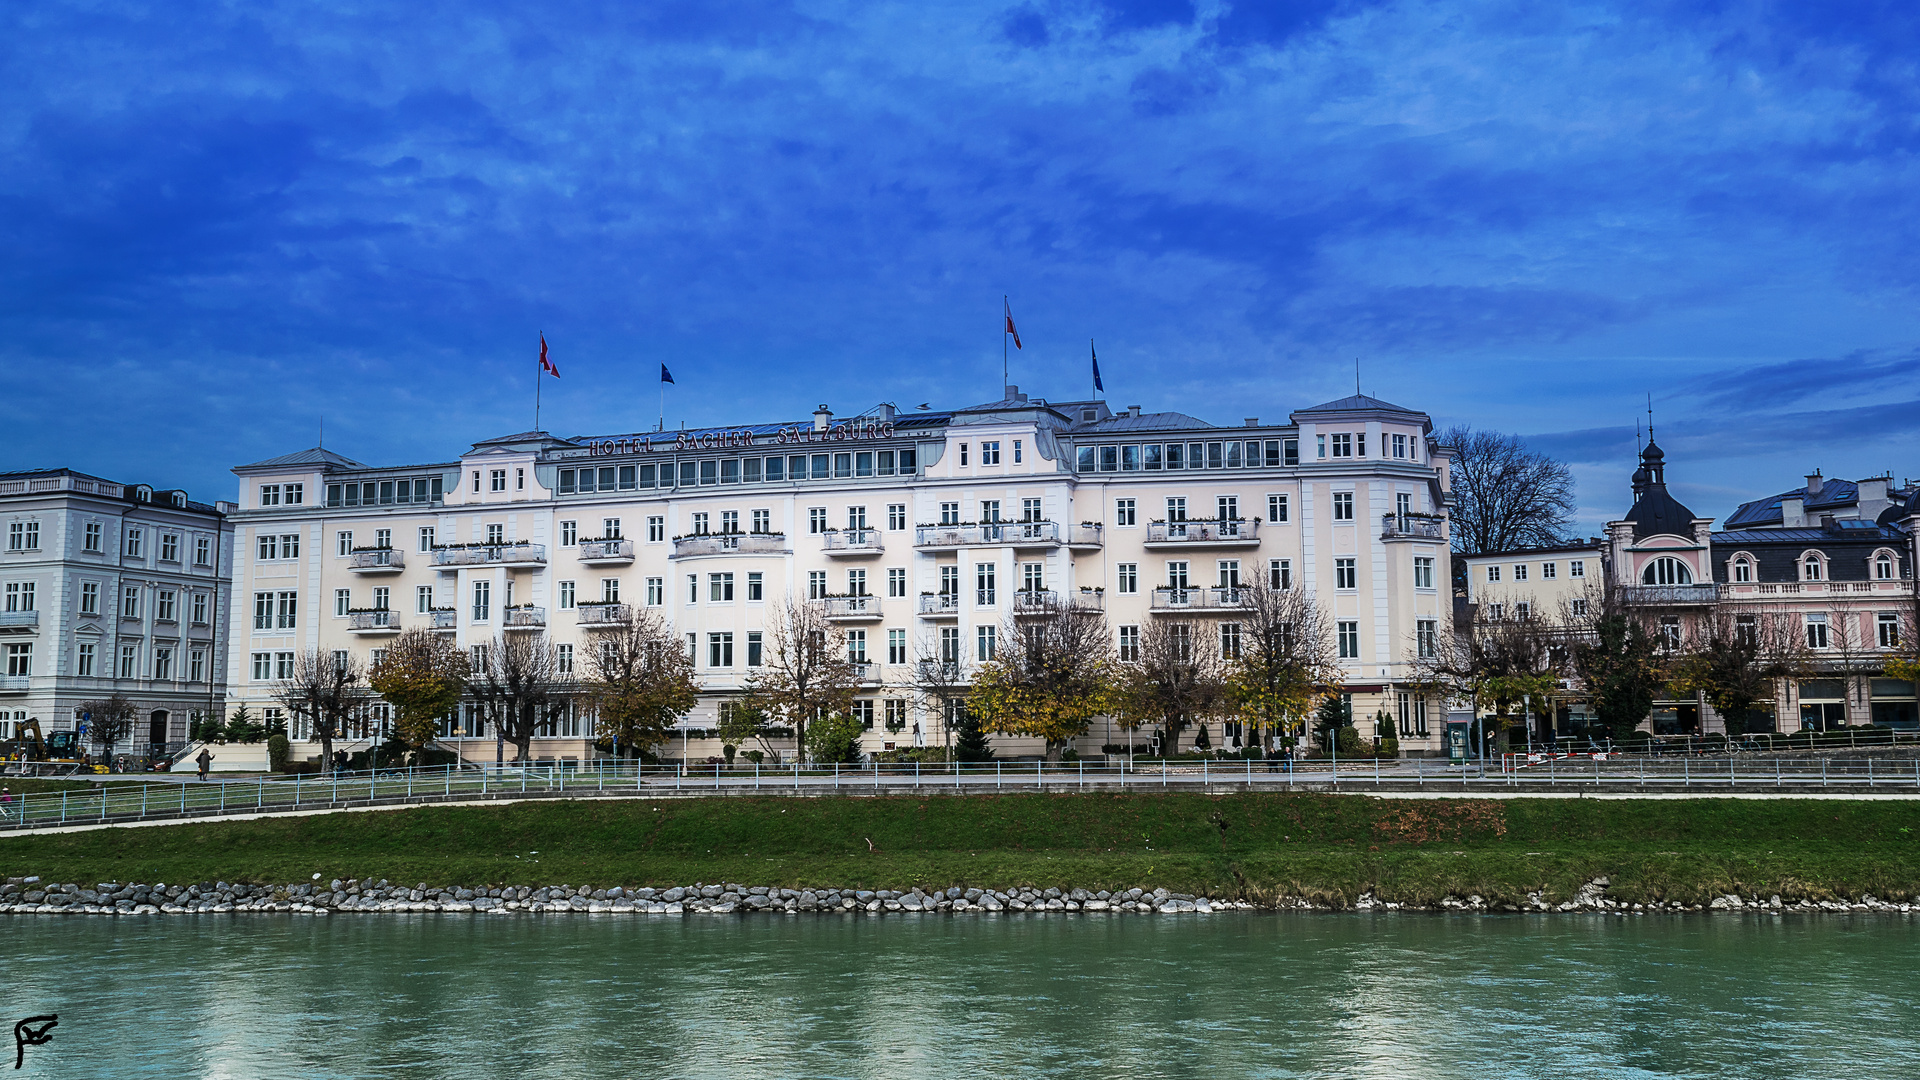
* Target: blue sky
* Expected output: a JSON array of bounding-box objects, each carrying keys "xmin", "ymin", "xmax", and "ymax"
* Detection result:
[{"xmin": 5, "ymin": 0, "xmax": 1920, "ymax": 532}]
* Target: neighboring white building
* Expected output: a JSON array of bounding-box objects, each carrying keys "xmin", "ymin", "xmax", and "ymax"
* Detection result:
[
  {"xmin": 1460, "ymin": 540, "xmax": 1606, "ymax": 625},
  {"xmin": 0, "ymin": 469, "xmax": 235, "ymax": 756},
  {"xmin": 226, "ymin": 390, "xmax": 1456, "ymax": 762}
]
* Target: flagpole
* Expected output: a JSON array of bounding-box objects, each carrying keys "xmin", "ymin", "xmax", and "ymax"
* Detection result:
[
  {"xmin": 535, "ymin": 333, "xmax": 543, "ymax": 433},
  {"xmin": 1002, "ymin": 296, "xmax": 1009, "ymax": 393}
]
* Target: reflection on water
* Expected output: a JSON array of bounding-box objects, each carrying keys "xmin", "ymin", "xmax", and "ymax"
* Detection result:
[{"xmin": 2, "ymin": 912, "xmax": 1916, "ymax": 1079}]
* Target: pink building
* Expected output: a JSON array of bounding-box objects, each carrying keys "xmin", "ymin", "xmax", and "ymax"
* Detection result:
[{"xmin": 1605, "ymin": 440, "xmax": 1920, "ymax": 734}]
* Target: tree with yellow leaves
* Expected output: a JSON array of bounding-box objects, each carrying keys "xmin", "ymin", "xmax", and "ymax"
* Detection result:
[{"xmin": 967, "ymin": 595, "xmax": 1113, "ymax": 761}]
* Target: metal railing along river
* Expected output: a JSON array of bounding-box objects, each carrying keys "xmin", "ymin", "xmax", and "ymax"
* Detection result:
[{"xmin": 7, "ymin": 753, "xmax": 1920, "ymax": 830}]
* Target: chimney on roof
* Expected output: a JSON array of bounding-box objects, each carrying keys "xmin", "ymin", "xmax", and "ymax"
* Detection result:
[
  {"xmin": 1004, "ymin": 385, "xmax": 1026, "ymax": 402},
  {"xmin": 1127, "ymin": 405, "xmax": 1141, "ymax": 417},
  {"xmin": 1244, "ymin": 418, "xmax": 1259, "ymax": 427},
  {"xmin": 874, "ymin": 403, "xmax": 895, "ymax": 423},
  {"xmin": 1806, "ymin": 470, "xmax": 1823, "ymax": 497},
  {"xmin": 814, "ymin": 405, "xmax": 833, "ymax": 431}
]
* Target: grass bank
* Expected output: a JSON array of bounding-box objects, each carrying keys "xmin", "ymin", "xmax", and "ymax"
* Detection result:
[{"xmin": 4, "ymin": 793, "xmax": 1917, "ymax": 906}]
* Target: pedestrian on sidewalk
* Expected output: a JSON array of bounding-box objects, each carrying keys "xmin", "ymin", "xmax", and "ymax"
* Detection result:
[
  {"xmin": 196, "ymin": 747, "xmax": 213, "ymax": 781},
  {"xmin": 0, "ymin": 786, "xmax": 11, "ymax": 820}
]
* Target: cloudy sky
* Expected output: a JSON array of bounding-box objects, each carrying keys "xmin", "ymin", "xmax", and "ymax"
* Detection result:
[{"xmin": 4, "ymin": 0, "xmax": 1918, "ymax": 531}]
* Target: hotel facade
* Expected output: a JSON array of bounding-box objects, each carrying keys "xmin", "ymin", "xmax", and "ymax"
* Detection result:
[{"xmin": 226, "ymin": 390, "xmax": 1456, "ymax": 762}]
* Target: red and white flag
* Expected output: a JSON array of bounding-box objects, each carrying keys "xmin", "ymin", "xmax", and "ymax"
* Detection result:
[
  {"xmin": 1004, "ymin": 300, "xmax": 1022, "ymax": 350},
  {"xmin": 539, "ymin": 334, "xmax": 559, "ymax": 377}
]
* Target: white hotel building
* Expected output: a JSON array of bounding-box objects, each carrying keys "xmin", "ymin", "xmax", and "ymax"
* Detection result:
[{"xmin": 226, "ymin": 390, "xmax": 1454, "ymax": 761}]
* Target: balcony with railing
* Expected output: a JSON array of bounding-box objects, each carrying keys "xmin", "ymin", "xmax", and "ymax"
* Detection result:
[
  {"xmin": 0, "ymin": 674, "xmax": 26, "ymax": 693},
  {"xmin": 818, "ymin": 595, "xmax": 884, "ymax": 621},
  {"xmin": 1065, "ymin": 524, "xmax": 1104, "ymax": 549},
  {"xmin": 348, "ymin": 548, "xmax": 406, "ymax": 573},
  {"xmin": 670, "ymin": 532, "xmax": 789, "ymax": 558},
  {"xmin": 347, "ymin": 610, "xmax": 403, "ymax": 634},
  {"xmin": 503, "ymin": 606, "xmax": 548, "ymax": 631},
  {"xmin": 431, "ymin": 543, "xmax": 547, "ymax": 569},
  {"xmin": 1381, "ymin": 513, "xmax": 1446, "ymax": 541},
  {"xmin": 1149, "ymin": 586, "xmax": 1253, "ymax": 612},
  {"xmin": 576, "ymin": 539, "xmax": 634, "ymax": 565},
  {"xmin": 427, "ymin": 609, "xmax": 458, "ymax": 631},
  {"xmin": 1618, "ymin": 583, "xmax": 1722, "ymax": 606},
  {"xmin": 822, "ymin": 530, "xmax": 885, "ymax": 557},
  {"xmin": 914, "ymin": 521, "xmax": 1068, "ymax": 549},
  {"xmin": 1011, "ymin": 589, "xmax": 1107, "ymax": 615},
  {"xmin": 847, "ymin": 661, "xmax": 878, "ymax": 683},
  {"xmin": 1144, "ymin": 520, "xmax": 1260, "ymax": 548},
  {"xmin": 917, "ymin": 592, "xmax": 961, "ymax": 617},
  {"xmin": 0, "ymin": 610, "xmax": 39, "ymax": 633},
  {"xmin": 575, "ymin": 603, "xmax": 632, "ymax": 627},
  {"xmin": 915, "ymin": 659, "xmax": 967, "ymax": 684}
]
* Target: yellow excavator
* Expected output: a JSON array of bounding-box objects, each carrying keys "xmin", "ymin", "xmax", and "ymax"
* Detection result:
[{"xmin": 1, "ymin": 719, "xmax": 90, "ymax": 775}]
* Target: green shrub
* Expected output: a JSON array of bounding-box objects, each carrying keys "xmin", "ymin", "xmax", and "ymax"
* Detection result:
[
  {"xmin": 267, "ymin": 734, "xmax": 290, "ymax": 772},
  {"xmin": 1379, "ymin": 735, "xmax": 1400, "ymax": 758},
  {"xmin": 805, "ymin": 712, "xmax": 864, "ymax": 764},
  {"xmin": 1336, "ymin": 726, "xmax": 1361, "ymax": 756}
]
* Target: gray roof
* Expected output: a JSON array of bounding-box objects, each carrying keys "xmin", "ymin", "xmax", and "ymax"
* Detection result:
[
  {"xmin": 1294, "ymin": 394, "xmax": 1424, "ymax": 416},
  {"xmin": 236, "ymin": 447, "xmax": 368, "ymax": 471},
  {"xmin": 1070, "ymin": 410, "xmax": 1212, "ymax": 433}
]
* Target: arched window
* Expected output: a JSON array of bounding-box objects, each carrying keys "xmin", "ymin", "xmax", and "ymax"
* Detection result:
[
  {"xmin": 1875, "ymin": 553, "xmax": 1895, "ymax": 581},
  {"xmin": 1733, "ymin": 558, "xmax": 1752, "ymax": 583},
  {"xmin": 1802, "ymin": 554, "xmax": 1824, "ymax": 581},
  {"xmin": 1642, "ymin": 556, "xmax": 1692, "ymax": 586}
]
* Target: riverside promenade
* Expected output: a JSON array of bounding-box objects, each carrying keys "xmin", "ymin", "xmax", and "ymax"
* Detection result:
[{"xmin": 7, "ymin": 754, "xmax": 1920, "ymax": 834}]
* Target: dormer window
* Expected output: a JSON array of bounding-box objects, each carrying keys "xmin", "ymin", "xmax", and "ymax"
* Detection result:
[
  {"xmin": 1643, "ymin": 556, "xmax": 1692, "ymax": 586},
  {"xmin": 1733, "ymin": 558, "xmax": 1752, "ymax": 583},
  {"xmin": 1081, "ymin": 409, "xmax": 1097, "ymax": 422},
  {"xmin": 1802, "ymin": 554, "xmax": 1824, "ymax": 581},
  {"xmin": 1876, "ymin": 554, "xmax": 1895, "ymax": 580}
]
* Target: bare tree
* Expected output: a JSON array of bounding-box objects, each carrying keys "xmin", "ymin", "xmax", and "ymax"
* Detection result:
[
  {"xmin": 1222, "ymin": 583, "xmax": 1341, "ymax": 749},
  {"xmin": 77, "ymin": 693, "xmax": 138, "ymax": 767},
  {"xmin": 274, "ymin": 648, "xmax": 367, "ymax": 771},
  {"xmin": 1438, "ymin": 425, "xmax": 1576, "ymax": 556},
  {"xmin": 1824, "ymin": 605, "xmax": 1880, "ymax": 728},
  {"xmin": 741, "ymin": 598, "xmax": 857, "ymax": 762},
  {"xmin": 909, "ymin": 630, "xmax": 967, "ymax": 754},
  {"xmin": 584, "ymin": 607, "xmax": 699, "ymax": 759},
  {"xmin": 969, "ymin": 598, "xmax": 1114, "ymax": 761},
  {"xmin": 369, "ymin": 628, "xmax": 469, "ymax": 752},
  {"xmin": 1112, "ymin": 619, "xmax": 1225, "ymax": 754},
  {"xmin": 1666, "ymin": 606, "xmax": 1803, "ymax": 735},
  {"xmin": 470, "ymin": 633, "xmax": 577, "ymax": 763},
  {"xmin": 1417, "ymin": 600, "xmax": 1564, "ymax": 753}
]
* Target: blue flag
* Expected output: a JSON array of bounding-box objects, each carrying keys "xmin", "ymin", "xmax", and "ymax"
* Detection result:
[
  {"xmin": 661, "ymin": 364, "xmax": 675, "ymax": 385},
  {"xmin": 1091, "ymin": 341, "xmax": 1103, "ymax": 392}
]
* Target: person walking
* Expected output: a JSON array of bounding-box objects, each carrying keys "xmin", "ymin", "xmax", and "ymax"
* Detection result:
[
  {"xmin": 0, "ymin": 786, "xmax": 12, "ymax": 821},
  {"xmin": 196, "ymin": 747, "xmax": 213, "ymax": 781}
]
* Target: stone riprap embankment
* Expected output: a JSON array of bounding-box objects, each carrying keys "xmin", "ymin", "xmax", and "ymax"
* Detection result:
[{"xmin": 3, "ymin": 876, "xmax": 1914, "ymax": 915}]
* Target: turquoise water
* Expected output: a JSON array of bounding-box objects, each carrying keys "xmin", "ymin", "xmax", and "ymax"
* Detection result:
[{"xmin": 2, "ymin": 912, "xmax": 1915, "ymax": 1078}]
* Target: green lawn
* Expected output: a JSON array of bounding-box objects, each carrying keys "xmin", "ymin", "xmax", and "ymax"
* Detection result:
[{"xmin": 4, "ymin": 792, "xmax": 1917, "ymax": 905}]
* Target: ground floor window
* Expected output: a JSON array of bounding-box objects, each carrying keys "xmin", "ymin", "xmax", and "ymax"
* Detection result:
[
  {"xmin": 1871, "ymin": 679, "xmax": 1917, "ymax": 729},
  {"xmin": 1798, "ymin": 680, "xmax": 1849, "ymax": 731},
  {"xmin": 1649, "ymin": 702, "xmax": 1700, "ymax": 735}
]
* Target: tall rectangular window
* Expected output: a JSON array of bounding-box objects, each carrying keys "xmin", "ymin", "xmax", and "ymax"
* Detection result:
[
  {"xmin": 77, "ymin": 642, "xmax": 96, "ymax": 676},
  {"xmin": 80, "ymin": 582, "xmax": 98, "ymax": 614},
  {"xmin": 122, "ymin": 585, "xmax": 141, "ymax": 619},
  {"xmin": 559, "ymin": 581, "xmax": 576, "ymax": 609},
  {"xmin": 277, "ymin": 591, "xmax": 298, "ymax": 629},
  {"xmin": 646, "ymin": 578, "xmax": 664, "ymax": 606},
  {"xmin": 847, "ymin": 629, "xmax": 866, "ymax": 663},
  {"xmin": 1115, "ymin": 499, "xmax": 1136, "ymax": 526},
  {"xmin": 976, "ymin": 625, "xmax": 996, "ymax": 662},
  {"xmin": 118, "ymin": 643, "xmax": 138, "ymax": 679},
  {"xmin": 126, "ymin": 528, "xmax": 143, "ymax": 557},
  {"xmin": 1878, "ymin": 613, "xmax": 1900, "ymax": 649},
  {"xmin": 708, "ymin": 632, "xmax": 734, "ymax": 668},
  {"xmin": 887, "ymin": 568, "xmax": 906, "ymax": 597},
  {"xmin": 1416, "ymin": 618, "xmax": 1437, "ymax": 658},
  {"xmin": 1117, "ymin": 563, "xmax": 1138, "ymax": 594},
  {"xmin": 338, "ymin": 531, "xmax": 354, "ymax": 557},
  {"xmin": 688, "ymin": 575, "xmax": 700, "ymax": 603},
  {"xmin": 1220, "ymin": 623, "xmax": 1242, "ymax": 660},
  {"xmin": 419, "ymin": 527, "xmax": 436, "ymax": 551},
  {"xmin": 1270, "ymin": 559, "xmax": 1291, "ymax": 590},
  {"xmin": 809, "ymin": 508, "xmax": 827, "ymax": 534},
  {"xmin": 602, "ymin": 578, "xmax": 621, "ymax": 604},
  {"xmin": 1334, "ymin": 558, "xmax": 1357, "ymax": 590},
  {"xmin": 1118, "ymin": 625, "xmax": 1139, "ymax": 662},
  {"xmin": 888, "ymin": 629, "xmax": 907, "ymax": 665},
  {"xmin": 808, "ymin": 571, "xmax": 827, "ymax": 600},
  {"xmin": 710, "ymin": 572, "xmax": 735, "ymax": 602},
  {"xmin": 1414, "ymin": 557, "xmax": 1435, "ymax": 590},
  {"xmin": 647, "ymin": 517, "xmax": 665, "ymax": 542},
  {"xmin": 887, "ymin": 504, "xmax": 906, "ymax": 530},
  {"xmin": 561, "ymin": 521, "xmax": 577, "ymax": 546},
  {"xmin": 334, "ymin": 589, "xmax": 351, "ymax": 617},
  {"xmin": 748, "ymin": 572, "xmax": 764, "ymax": 601},
  {"xmin": 976, "ymin": 563, "xmax": 996, "ymax": 605},
  {"xmin": 746, "ymin": 631, "xmax": 764, "ymax": 667},
  {"xmin": 1167, "ymin": 561, "xmax": 1190, "ymax": 591},
  {"xmin": 417, "ymin": 585, "xmax": 435, "ymax": 613},
  {"xmin": 195, "ymin": 536, "xmax": 212, "ymax": 565},
  {"xmin": 1337, "ymin": 620, "xmax": 1359, "ymax": 659},
  {"xmin": 1268, "ymin": 495, "xmax": 1288, "ymax": 523},
  {"xmin": 1332, "ymin": 492, "xmax": 1354, "ymax": 521},
  {"xmin": 160, "ymin": 533, "xmax": 179, "ymax": 562},
  {"xmin": 153, "ymin": 646, "xmax": 173, "ymax": 681},
  {"xmin": 473, "ymin": 581, "xmax": 491, "ymax": 622}
]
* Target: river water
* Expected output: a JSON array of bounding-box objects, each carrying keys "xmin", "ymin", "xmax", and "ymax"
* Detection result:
[{"xmin": 4, "ymin": 912, "xmax": 1915, "ymax": 1078}]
